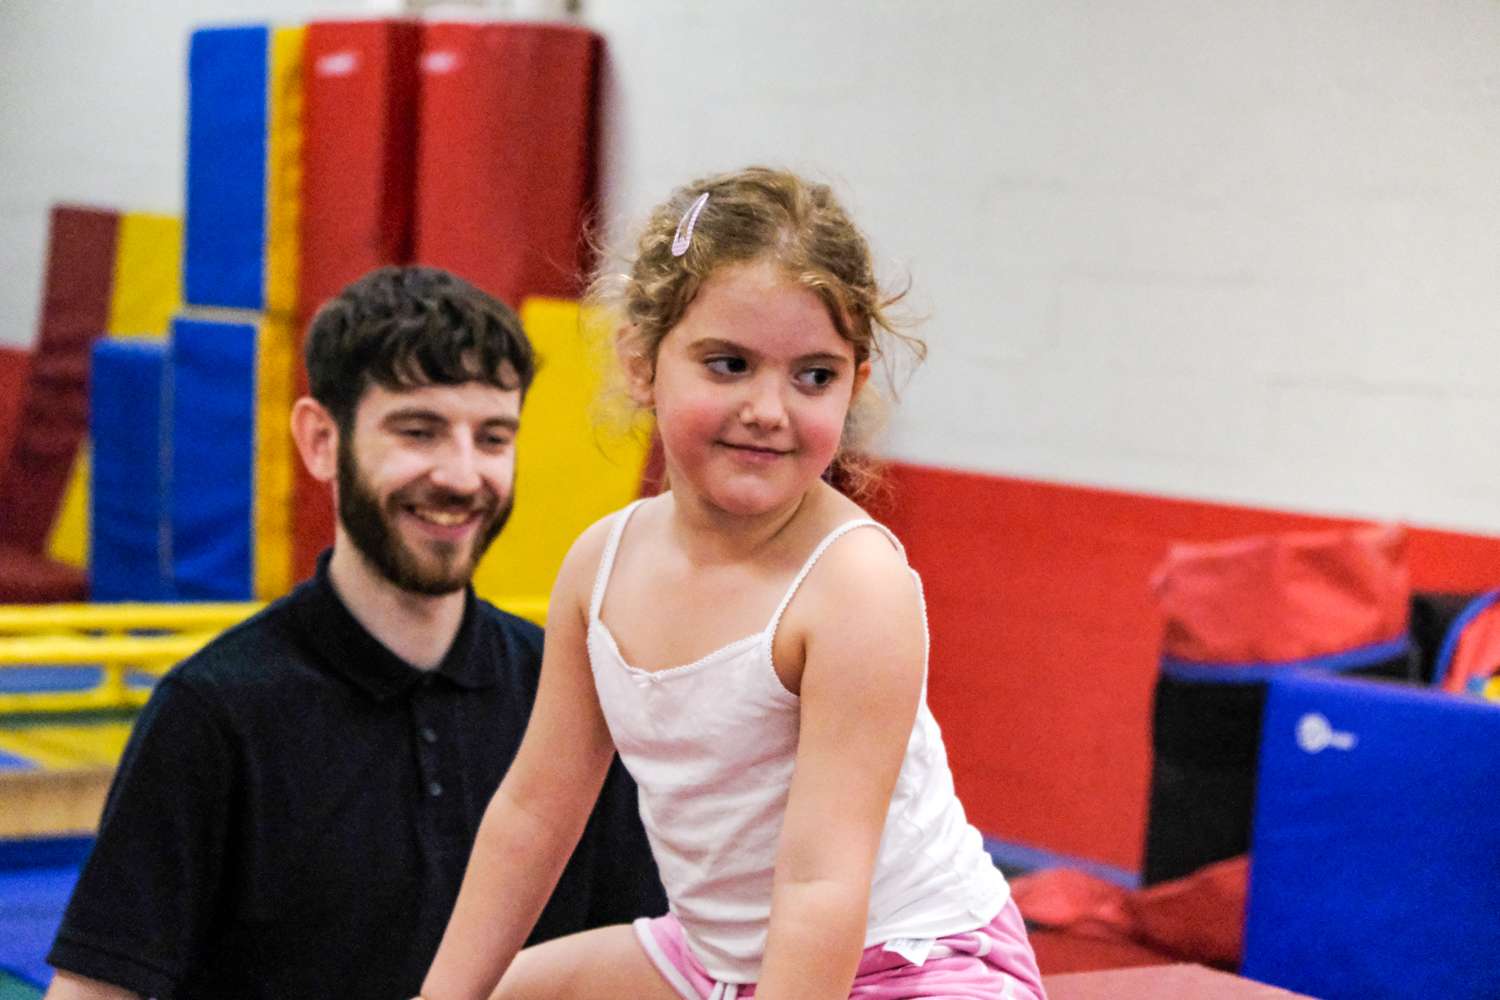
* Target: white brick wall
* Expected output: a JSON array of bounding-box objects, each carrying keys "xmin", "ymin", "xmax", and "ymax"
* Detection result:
[
  {"xmin": 588, "ymin": 0, "xmax": 1500, "ymax": 532},
  {"xmin": 4, "ymin": 1, "xmax": 1498, "ymax": 531}
]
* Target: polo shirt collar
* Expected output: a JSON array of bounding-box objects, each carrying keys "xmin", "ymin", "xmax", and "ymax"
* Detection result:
[{"xmin": 298, "ymin": 550, "xmax": 494, "ymax": 701}]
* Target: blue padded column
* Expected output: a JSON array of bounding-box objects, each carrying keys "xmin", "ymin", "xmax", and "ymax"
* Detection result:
[
  {"xmin": 183, "ymin": 25, "xmax": 269, "ymax": 310},
  {"xmin": 168, "ymin": 317, "xmax": 256, "ymax": 599},
  {"xmin": 90, "ymin": 339, "xmax": 172, "ymax": 601}
]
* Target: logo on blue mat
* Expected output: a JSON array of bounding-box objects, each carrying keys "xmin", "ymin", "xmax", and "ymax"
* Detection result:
[{"xmin": 1296, "ymin": 712, "xmax": 1357, "ymax": 753}]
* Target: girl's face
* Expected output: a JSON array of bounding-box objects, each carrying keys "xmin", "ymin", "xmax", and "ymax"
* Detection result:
[{"xmin": 628, "ymin": 258, "xmax": 870, "ymax": 518}]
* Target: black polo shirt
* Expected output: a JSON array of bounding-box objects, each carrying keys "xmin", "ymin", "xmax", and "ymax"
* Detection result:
[{"xmin": 49, "ymin": 556, "xmax": 665, "ymax": 999}]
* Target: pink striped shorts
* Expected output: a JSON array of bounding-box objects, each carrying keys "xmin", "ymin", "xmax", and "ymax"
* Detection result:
[{"xmin": 632, "ymin": 898, "xmax": 1047, "ymax": 999}]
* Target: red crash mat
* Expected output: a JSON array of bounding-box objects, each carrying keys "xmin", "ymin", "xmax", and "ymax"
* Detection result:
[{"xmin": 413, "ymin": 21, "xmax": 601, "ymax": 306}]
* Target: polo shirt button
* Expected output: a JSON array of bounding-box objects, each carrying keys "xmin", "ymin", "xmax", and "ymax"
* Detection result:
[
  {"xmin": 421, "ymin": 726, "xmax": 437, "ymax": 744},
  {"xmin": 428, "ymin": 781, "xmax": 443, "ymax": 797}
]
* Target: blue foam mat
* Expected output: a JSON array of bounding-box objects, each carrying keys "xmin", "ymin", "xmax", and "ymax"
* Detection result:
[
  {"xmin": 90, "ymin": 340, "xmax": 172, "ymax": 601},
  {"xmin": 1244, "ymin": 671, "xmax": 1500, "ymax": 999},
  {"xmin": 183, "ymin": 25, "xmax": 268, "ymax": 310},
  {"xmin": 0, "ymin": 864, "xmax": 81, "ymax": 989},
  {"xmin": 169, "ymin": 317, "xmax": 256, "ymax": 600}
]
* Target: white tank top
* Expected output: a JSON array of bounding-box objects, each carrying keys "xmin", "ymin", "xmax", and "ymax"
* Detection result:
[{"xmin": 588, "ymin": 500, "xmax": 1008, "ymax": 984}]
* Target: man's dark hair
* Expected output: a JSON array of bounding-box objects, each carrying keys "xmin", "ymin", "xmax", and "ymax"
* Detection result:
[{"xmin": 305, "ymin": 265, "xmax": 537, "ymax": 430}]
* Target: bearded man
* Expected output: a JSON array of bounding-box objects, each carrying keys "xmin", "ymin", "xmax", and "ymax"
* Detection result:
[{"xmin": 46, "ymin": 267, "xmax": 665, "ymax": 1000}]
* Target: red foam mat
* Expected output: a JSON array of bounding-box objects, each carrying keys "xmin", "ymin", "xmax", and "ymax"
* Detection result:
[
  {"xmin": 0, "ymin": 346, "xmax": 31, "ymax": 463},
  {"xmin": 0, "ymin": 205, "xmax": 118, "ymax": 553},
  {"xmin": 293, "ymin": 19, "xmax": 422, "ymax": 580},
  {"xmin": 413, "ymin": 21, "xmax": 601, "ymax": 306},
  {"xmin": 874, "ymin": 464, "xmax": 1500, "ymax": 869}
]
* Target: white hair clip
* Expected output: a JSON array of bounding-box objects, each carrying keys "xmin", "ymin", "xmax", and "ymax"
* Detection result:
[{"xmin": 671, "ymin": 192, "xmax": 710, "ymax": 257}]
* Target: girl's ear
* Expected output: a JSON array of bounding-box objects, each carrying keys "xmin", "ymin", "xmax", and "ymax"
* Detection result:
[
  {"xmin": 850, "ymin": 359, "xmax": 873, "ymax": 401},
  {"xmin": 616, "ymin": 324, "xmax": 656, "ymax": 408}
]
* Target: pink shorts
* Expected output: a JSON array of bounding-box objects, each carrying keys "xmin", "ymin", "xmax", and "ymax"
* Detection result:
[{"xmin": 633, "ymin": 898, "xmax": 1047, "ymax": 999}]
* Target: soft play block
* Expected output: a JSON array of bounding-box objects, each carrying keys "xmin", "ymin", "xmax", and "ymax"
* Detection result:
[
  {"xmin": 471, "ymin": 299, "xmax": 652, "ymax": 610},
  {"xmin": 1243, "ymin": 671, "xmax": 1500, "ymax": 999},
  {"xmin": 413, "ymin": 22, "xmax": 601, "ymax": 306},
  {"xmin": 292, "ymin": 18, "xmax": 422, "ymax": 581},
  {"xmin": 264, "ymin": 24, "xmax": 305, "ymax": 322},
  {"xmin": 253, "ymin": 314, "xmax": 296, "ymax": 600},
  {"xmin": 0, "ymin": 347, "xmax": 31, "ymax": 471},
  {"xmin": 48, "ymin": 212, "xmax": 184, "ymax": 572},
  {"xmin": 107, "ymin": 212, "xmax": 183, "ymax": 338},
  {"xmin": 0, "ymin": 206, "xmax": 118, "ymax": 554},
  {"xmin": 183, "ymin": 25, "xmax": 269, "ymax": 310},
  {"xmin": 169, "ymin": 317, "xmax": 257, "ymax": 599},
  {"xmin": 90, "ymin": 339, "xmax": 171, "ymax": 601}
]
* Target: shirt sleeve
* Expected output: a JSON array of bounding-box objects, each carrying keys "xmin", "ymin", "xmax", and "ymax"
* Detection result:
[
  {"xmin": 47, "ymin": 676, "xmax": 235, "ymax": 999},
  {"xmin": 582, "ymin": 755, "xmax": 668, "ymax": 926}
]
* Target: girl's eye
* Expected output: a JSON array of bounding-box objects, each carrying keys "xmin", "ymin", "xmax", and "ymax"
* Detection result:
[
  {"xmin": 796, "ymin": 367, "xmax": 836, "ymax": 388},
  {"xmin": 705, "ymin": 356, "xmax": 747, "ymax": 376}
]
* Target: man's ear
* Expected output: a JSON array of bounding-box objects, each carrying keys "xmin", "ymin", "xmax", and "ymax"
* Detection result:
[
  {"xmin": 616, "ymin": 325, "xmax": 655, "ymax": 408},
  {"xmin": 291, "ymin": 397, "xmax": 339, "ymax": 484}
]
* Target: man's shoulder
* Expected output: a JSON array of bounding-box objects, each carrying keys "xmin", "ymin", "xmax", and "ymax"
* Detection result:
[
  {"xmin": 474, "ymin": 595, "xmax": 543, "ymax": 643},
  {"xmin": 165, "ymin": 589, "xmax": 311, "ymax": 700}
]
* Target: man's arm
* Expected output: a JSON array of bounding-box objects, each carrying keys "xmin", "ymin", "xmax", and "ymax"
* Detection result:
[
  {"xmin": 44, "ymin": 971, "xmax": 141, "ymax": 1000},
  {"xmin": 47, "ymin": 676, "xmax": 234, "ymax": 998}
]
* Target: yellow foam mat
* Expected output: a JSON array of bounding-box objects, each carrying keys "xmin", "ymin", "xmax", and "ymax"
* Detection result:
[
  {"xmin": 251, "ymin": 25, "xmax": 306, "ymax": 602},
  {"xmin": 264, "ymin": 24, "xmax": 305, "ymax": 321},
  {"xmin": 472, "ymin": 299, "xmax": 654, "ymax": 614},
  {"xmin": 108, "ymin": 212, "xmax": 183, "ymax": 337},
  {"xmin": 45, "ymin": 446, "xmax": 90, "ymax": 570},
  {"xmin": 0, "ymin": 721, "xmax": 133, "ymax": 772}
]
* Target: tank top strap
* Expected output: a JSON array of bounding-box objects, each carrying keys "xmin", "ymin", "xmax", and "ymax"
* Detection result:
[
  {"xmin": 766, "ymin": 519, "xmax": 906, "ymax": 639},
  {"xmin": 589, "ymin": 498, "xmax": 649, "ymax": 622}
]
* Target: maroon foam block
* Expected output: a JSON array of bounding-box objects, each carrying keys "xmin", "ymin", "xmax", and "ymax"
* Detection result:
[
  {"xmin": 413, "ymin": 21, "xmax": 601, "ymax": 307},
  {"xmin": 0, "ymin": 205, "xmax": 118, "ymax": 554}
]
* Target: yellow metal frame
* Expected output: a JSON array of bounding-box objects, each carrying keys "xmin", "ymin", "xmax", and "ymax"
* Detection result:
[{"xmin": 0, "ymin": 603, "xmax": 261, "ymax": 714}]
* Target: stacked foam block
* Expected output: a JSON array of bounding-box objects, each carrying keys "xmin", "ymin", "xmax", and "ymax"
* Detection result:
[{"xmin": 87, "ymin": 17, "xmax": 645, "ymax": 613}]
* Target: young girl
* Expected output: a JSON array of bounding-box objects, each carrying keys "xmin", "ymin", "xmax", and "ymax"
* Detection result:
[{"xmin": 419, "ymin": 167, "xmax": 1045, "ymax": 1000}]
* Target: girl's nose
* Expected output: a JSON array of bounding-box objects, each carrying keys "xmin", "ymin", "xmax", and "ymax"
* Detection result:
[{"xmin": 739, "ymin": 376, "xmax": 789, "ymax": 429}]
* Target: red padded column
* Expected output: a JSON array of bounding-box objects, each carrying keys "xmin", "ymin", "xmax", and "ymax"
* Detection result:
[
  {"xmin": 414, "ymin": 21, "xmax": 601, "ymax": 306},
  {"xmin": 293, "ymin": 19, "xmax": 421, "ymax": 580}
]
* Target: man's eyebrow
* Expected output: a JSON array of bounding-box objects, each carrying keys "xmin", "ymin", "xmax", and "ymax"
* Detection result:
[
  {"xmin": 381, "ymin": 408, "xmax": 446, "ymax": 424},
  {"xmin": 480, "ymin": 415, "xmax": 521, "ymax": 432}
]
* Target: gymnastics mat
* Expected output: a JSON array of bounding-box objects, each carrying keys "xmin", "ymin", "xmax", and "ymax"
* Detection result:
[
  {"xmin": 0, "ymin": 348, "xmax": 30, "ymax": 465},
  {"xmin": 0, "ymin": 206, "xmax": 118, "ymax": 557},
  {"xmin": 471, "ymin": 299, "xmax": 653, "ymax": 610},
  {"xmin": 1243, "ymin": 671, "xmax": 1500, "ymax": 999},
  {"xmin": 168, "ymin": 317, "xmax": 256, "ymax": 600},
  {"xmin": 413, "ymin": 21, "xmax": 601, "ymax": 306},
  {"xmin": 292, "ymin": 18, "xmax": 422, "ymax": 581},
  {"xmin": 183, "ymin": 25, "xmax": 268, "ymax": 311},
  {"xmin": 0, "ymin": 864, "xmax": 78, "ymax": 990},
  {"xmin": 48, "ymin": 212, "xmax": 184, "ymax": 574},
  {"xmin": 89, "ymin": 340, "xmax": 171, "ymax": 601}
]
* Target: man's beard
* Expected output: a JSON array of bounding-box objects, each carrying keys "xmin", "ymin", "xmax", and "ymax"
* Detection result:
[{"xmin": 336, "ymin": 437, "xmax": 512, "ymax": 596}]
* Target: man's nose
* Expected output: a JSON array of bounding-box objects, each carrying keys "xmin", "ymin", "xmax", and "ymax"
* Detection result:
[{"xmin": 428, "ymin": 437, "xmax": 482, "ymax": 494}]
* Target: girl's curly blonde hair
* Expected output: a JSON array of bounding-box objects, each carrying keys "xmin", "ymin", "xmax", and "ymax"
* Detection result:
[{"xmin": 591, "ymin": 166, "xmax": 925, "ymax": 499}]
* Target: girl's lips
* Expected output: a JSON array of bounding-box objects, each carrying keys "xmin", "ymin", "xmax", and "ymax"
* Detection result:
[{"xmin": 718, "ymin": 441, "xmax": 792, "ymax": 465}]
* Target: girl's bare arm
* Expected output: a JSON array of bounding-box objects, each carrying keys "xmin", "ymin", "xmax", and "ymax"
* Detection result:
[
  {"xmin": 420, "ymin": 522, "xmax": 620, "ymax": 1000},
  {"xmin": 754, "ymin": 532, "xmax": 927, "ymax": 999}
]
